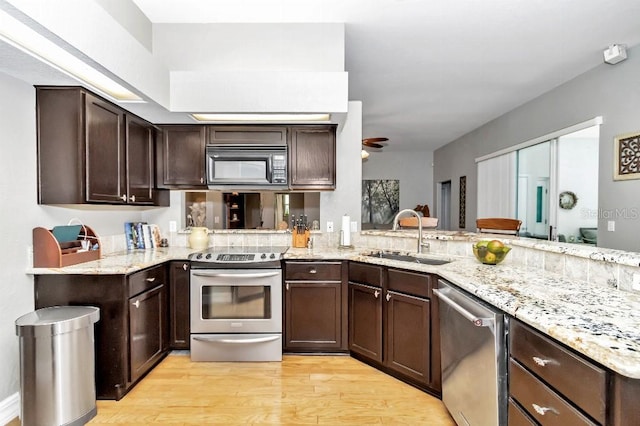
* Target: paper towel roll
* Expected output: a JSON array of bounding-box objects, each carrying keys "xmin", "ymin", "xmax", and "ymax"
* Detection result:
[{"xmin": 341, "ymin": 215, "xmax": 351, "ymax": 246}]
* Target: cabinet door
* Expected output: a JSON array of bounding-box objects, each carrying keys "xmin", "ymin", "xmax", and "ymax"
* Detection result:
[
  {"xmin": 125, "ymin": 115, "xmax": 154, "ymax": 204},
  {"xmin": 385, "ymin": 290, "xmax": 431, "ymax": 385},
  {"xmin": 85, "ymin": 94, "xmax": 126, "ymax": 202},
  {"xmin": 129, "ymin": 284, "xmax": 166, "ymax": 382},
  {"xmin": 159, "ymin": 125, "xmax": 206, "ymax": 187},
  {"xmin": 209, "ymin": 125, "xmax": 287, "ymax": 144},
  {"xmin": 288, "ymin": 126, "xmax": 336, "ymax": 190},
  {"xmin": 169, "ymin": 261, "xmax": 190, "ymax": 349},
  {"xmin": 348, "ymin": 282, "xmax": 383, "ymax": 363},
  {"xmin": 284, "ymin": 281, "xmax": 342, "ymax": 351}
]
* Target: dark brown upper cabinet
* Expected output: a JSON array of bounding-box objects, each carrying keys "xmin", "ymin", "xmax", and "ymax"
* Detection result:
[
  {"xmin": 288, "ymin": 125, "xmax": 336, "ymax": 190},
  {"xmin": 208, "ymin": 125, "xmax": 287, "ymax": 145},
  {"xmin": 157, "ymin": 125, "xmax": 206, "ymax": 188},
  {"xmin": 36, "ymin": 86, "xmax": 167, "ymax": 206}
]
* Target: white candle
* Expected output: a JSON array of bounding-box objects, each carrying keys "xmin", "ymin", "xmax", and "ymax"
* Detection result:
[{"xmin": 341, "ymin": 215, "xmax": 351, "ymax": 246}]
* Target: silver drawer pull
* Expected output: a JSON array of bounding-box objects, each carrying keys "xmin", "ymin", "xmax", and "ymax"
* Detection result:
[
  {"xmin": 133, "ymin": 300, "xmax": 140, "ymax": 308},
  {"xmin": 532, "ymin": 403, "xmax": 558, "ymax": 416},
  {"xmin": 533, "ymin": 356, "xmax": 552, "ymax": 367},
  {"xmin": 145, "ymin": 277, "xmax": 156, "ymax": 283},
  {"xmin": 374, "ymin": 290, "xmax": 380, "ymax": 298},
  {"xmin": 309, "ymin": 268, "xmax": 317, "ymax": 274},
  {"xmin": 385, "ymin": 292, "xmax": 391, "ymax": 302}
]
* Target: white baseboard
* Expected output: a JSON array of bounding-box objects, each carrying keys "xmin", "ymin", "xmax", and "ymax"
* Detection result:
[{"xmin": 0, "ymin": 392, "xmax": 19, "ymax": 425}]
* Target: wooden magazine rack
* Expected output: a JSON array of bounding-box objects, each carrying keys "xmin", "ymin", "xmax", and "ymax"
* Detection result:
[{"xmin": 33, "ymin": 225, "xmax": 101, "ymax": 267}]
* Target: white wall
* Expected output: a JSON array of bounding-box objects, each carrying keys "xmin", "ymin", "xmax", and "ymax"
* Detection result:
[
  {"xmin": 0, "ymin": 72, "xmax": 157, "ymax": 404},
  {"xmin": 362, "ymin": 149, "xmax": 434, "ymax": 216}
]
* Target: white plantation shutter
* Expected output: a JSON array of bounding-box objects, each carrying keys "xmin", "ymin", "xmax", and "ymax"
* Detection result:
[{"xmin": 476, "ymin": 152, "xmax": 517, "ymax": 219}]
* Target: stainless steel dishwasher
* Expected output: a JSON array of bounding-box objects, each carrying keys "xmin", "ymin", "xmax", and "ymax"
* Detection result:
[{"xmin": 433, "ymin": 279, "xmax": 508, "ymax": 426}]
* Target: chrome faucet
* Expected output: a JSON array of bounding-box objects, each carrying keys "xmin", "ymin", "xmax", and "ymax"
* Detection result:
[{"xmin": 392, "ymin": 208, "xmax": 429, "ymax": 254}]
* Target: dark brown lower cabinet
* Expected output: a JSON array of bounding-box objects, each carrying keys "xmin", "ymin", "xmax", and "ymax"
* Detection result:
[
  {"xmin": 348, "ymin": 262, "xmax": 439, "ymax": 395},
  {"xmin": 283, "ymin": 261, "xmax": 347, "ymax": 352},
  {"xmin": 34, "ymin": 265, "xmax": 169, "ymax": 400},
  {"xmin": 129, "ymin": 284, "xmax": 166, "ymax": 383},
  {"xmin": 348, "ymin": 282, "xmax": 383, "ymax": 362},
  {"xmin": 169, "ymin": 261, "xmax": 190, "ymax": 349},
  {"xmin": 385, "ymin": 290, "xmax": 430, "ymax": 385}
]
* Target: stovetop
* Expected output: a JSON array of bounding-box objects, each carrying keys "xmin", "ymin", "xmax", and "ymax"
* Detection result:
[{"xmin": 188, "ymin": 246, "xmax": 288, "ymax": 266}]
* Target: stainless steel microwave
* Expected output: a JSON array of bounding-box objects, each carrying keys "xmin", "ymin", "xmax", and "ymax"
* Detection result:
[{"xmin": 206, "ymin": 144, "xmax": 288, "ymax": 189}]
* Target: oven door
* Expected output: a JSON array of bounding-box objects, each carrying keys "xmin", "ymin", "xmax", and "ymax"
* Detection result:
[{"xmin": 190, "ymin": 268, "xmax": 282, "ymax": 334}]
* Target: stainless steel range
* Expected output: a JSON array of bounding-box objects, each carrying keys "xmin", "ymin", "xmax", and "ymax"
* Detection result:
[{"xmin": 189, "ymin": 246, "xmax": 287, "ymax": 362}]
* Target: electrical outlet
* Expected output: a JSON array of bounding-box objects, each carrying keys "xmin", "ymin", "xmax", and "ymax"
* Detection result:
[
  {"xmin": 607, "ymin": 220, "xmax": 615, "ymax": 232},
  {"xmin": 214, "ymin": 216, "xmax": 220, "ymax": 224},
  {"xmin": 169, "ymin": 220, "xmax": 177, "ymax": 232},
  {"xmin": 633, "ymin": 274, "xmax": 640, "ymax": 292},
  {"xmin": 326, "ymin": 221, "xmax": 334, "ymax": 232}
]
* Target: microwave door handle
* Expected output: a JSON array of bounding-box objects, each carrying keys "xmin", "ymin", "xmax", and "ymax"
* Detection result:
[{"xmin": 266, "ymin": 155, "xmax": 273, "ymax": 183}]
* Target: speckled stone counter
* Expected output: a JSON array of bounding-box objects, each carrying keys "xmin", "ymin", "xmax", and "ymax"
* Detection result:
[{"xmin": 28, "ymin": 236, "xmax": 640, "ymax": 379}]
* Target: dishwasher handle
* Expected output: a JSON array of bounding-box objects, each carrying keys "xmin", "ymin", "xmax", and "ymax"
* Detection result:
[{"xmin": 433, "ymin": 288, "xmax": 494, "ymax": 328}]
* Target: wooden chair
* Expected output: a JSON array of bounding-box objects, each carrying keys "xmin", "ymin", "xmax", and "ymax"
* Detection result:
[{"xmin": 476, "ymin": 218, "xmax": 522, "ymax": 236}]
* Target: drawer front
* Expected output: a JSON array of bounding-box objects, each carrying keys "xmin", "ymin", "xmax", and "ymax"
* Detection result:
[
  {"xmin": 285, "ymin": 261, "xmax": 342, "ymax": 281},
  {"xmin": 508, "ymin": 398, "xmax": 537, "ymax": 426},
  {"xmin": 349, "ymin": 262, "xmax": 382, "ymax": 287},
  {"xmin": 129, "ymin": 265, "xmax": 167, "ymax": 297},
  {"xmin": 387, "ymin": 268, "xmax": 431, "ymax": 298},
  {"xmin": 510, "ymin": 359, "xmax": 598, "ymax": 426},
  {"xmin": 510, "ymin": 321, "xmax": 606, "ymax": 424}
]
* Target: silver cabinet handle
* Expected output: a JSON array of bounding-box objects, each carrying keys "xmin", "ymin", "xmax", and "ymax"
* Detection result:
[
  {"xmin": 385, "ymin": 292, "xmax": 391, "ymax": 302},
  {"xmin": 145, "ymin": 277, "xmax": 156, "ymax": 282},
  {"xmin": 374, "ymin": 290, "xmax": 380, "ymax": 298},
  {"xmin": 130, "ymin": 195, "xmax": 136, "ymax": 202},
  {"xmin": 120, "ymin": 194, "xmax": 127, "ymax": 202},
  {"xmin": 286, "ymin": 283, "xmax": 290, "ymax": 291},
  {"xmin": 200, "ymin": 177, "xmax": 204, "ymax": 184},
  {"xmin": 182, "ymin": 263, "xmax": 188, "ymax": 271},
  {"xmin": 133, "ymin": 300, "xmax": 140, "ymax": 308},
  {"xmin": 309, "ymin": 268, "xmax": 317, "ymax": 274},
  {"xmin": 532, "ymin": 403, "xmax": 558, "ymax": 416},
  {"xmin": 533, "ymin": 356, "xmax": 553, "ymax": 367}
]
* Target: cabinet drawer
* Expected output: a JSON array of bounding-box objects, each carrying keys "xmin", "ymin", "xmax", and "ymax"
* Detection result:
[
  {"xmin": 349, "ymin": 262, "xmax": 382, "ymax": 287},
  {"xmin": 285, "ymin": 261, "xmax": 342, "ymax": 281},
  {"xmin": 387, "ymin": 269, "xmax": 431, "ymax": 298},
  {"xmin": 510, "ymin": 321, "xmax": 606, "ymax": 424},
  {"xmin": 129, "ymin": 265, "xmax": 167, "ymax": 297},
  {"xmin": 508, "ymin": 398, "xmax": 537, "ymax": 426},
  {"xmin": 510, "ymin": 359, "xmax": 597, "ymax": 425}
]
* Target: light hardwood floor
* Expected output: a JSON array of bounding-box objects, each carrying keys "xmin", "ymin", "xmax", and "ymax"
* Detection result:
[{"xmin": 83, "ymin": 353, "xmax": 455, "ymax": 425}]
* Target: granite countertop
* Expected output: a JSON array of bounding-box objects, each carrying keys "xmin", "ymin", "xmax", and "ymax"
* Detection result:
[{"xmin": 28, "ymin": 245, "xmax": 640, "ymax": 379}]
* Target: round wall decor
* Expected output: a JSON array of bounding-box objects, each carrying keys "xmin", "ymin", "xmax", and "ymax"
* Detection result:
[{"xmin": 559, "ymin": 191, "xmax": 578, "ymax": 209}]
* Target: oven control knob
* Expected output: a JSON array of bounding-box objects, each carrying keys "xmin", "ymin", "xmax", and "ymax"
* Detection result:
[
  {"xmin": 206, "ymin": 253, "xmax": 212, "ymax": 259},
  {"xmin": 261, "ymin": 253, "xmax": 267, "ymax": 259},
  {"xmin": 270, "ymin": 253, "xmax": 276, "ymax": 259},
  {"xmin": 196, "ymin": 254, "xmax": 203, "ymax": 259}
]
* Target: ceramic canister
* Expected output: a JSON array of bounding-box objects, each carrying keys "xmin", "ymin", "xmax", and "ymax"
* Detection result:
[{"xmin": 188, "ymin": 227, "xmax": 209, "ymax": 250}]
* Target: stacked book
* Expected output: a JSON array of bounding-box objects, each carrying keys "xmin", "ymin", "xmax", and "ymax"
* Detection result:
[{"xmin": 125, "ymin": 222, "xmax": 162, "ymax": 250}]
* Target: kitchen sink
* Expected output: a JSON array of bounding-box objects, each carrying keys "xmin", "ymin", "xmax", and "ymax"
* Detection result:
[{"xmin": 364, "ymin": 251, "xmax": 452, "ymax": 265}]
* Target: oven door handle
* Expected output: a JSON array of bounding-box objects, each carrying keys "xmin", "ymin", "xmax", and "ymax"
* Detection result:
[
  {"xmin": 191, "ymin": 271, "xmax": 281, "ymax": 279},
  {"xmin": 193, "ymin": 335, "xmax": 281, "ymax": 344}
]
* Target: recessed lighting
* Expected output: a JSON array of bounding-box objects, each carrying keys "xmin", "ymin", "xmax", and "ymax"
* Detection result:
[
  {"xmin": 191, "ymin": 113, "xmax": 331, "ymax": 122},
  {"xmin": 0, "ymin": 9, "xmax": 142, "ymax": 102}
]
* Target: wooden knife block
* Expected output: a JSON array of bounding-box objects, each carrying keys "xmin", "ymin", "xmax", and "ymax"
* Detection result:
[{"xmin": 292, "ymin": 227, "xmax": 310, "ymax": 248}]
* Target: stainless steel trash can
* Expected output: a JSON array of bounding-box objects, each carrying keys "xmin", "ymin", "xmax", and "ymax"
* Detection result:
[{"xmin": 16, "ymin": 306, "xmax": 100, "ymax": 426}]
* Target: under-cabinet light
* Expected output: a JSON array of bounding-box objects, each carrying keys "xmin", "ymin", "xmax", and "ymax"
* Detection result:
[
  {"xmin": 191, "ymin": 113, "xmax": 331, "ymax": 122},
  {"xmin": 0, "ymin": 9, "xmax": 142, "ymax": 102}
]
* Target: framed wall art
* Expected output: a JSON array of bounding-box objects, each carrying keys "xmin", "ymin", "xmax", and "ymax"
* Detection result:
[{"xmin": 614, "ymin": 132, "xmax": 640, "ymax": 181}]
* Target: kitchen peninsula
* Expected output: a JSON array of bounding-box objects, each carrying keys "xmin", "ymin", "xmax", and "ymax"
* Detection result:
[{"xmin": 29, "ymin": 229, "xmax": 640, "ymax": 423}]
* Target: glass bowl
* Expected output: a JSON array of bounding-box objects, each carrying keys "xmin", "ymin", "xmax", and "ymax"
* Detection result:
[{"xmin": 472, "ymin": 240, "xmax": 511, "ymax": 265}]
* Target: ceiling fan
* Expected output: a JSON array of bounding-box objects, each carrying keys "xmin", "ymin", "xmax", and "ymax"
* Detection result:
[{"xmin": 361, "ymin": 137, "xmax": 389, "ymax": 159}]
